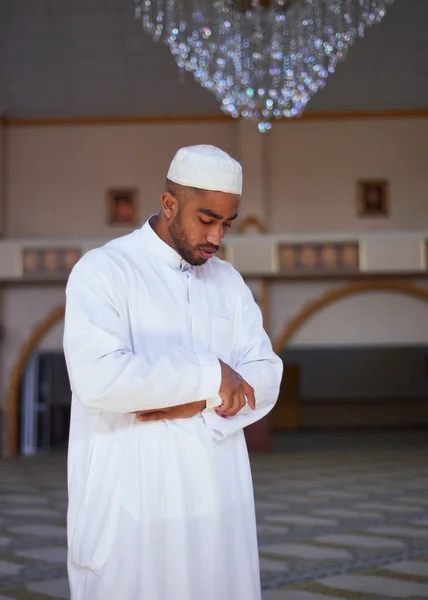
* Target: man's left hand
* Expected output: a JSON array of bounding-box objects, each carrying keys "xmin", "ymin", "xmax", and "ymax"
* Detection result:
[{"xmin": 134, "ymin": 400, "xmax": 206, "ymax": 423}]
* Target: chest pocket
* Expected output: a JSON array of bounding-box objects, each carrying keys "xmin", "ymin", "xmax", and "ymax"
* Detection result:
[{"xmin": 209, "ymin": 315, "xmax": 235, "ymax": 366}]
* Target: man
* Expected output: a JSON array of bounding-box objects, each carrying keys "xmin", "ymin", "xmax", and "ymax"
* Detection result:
[{"xmin": 64, "ymin": 144, "xmax": 283, "ymax": 600}]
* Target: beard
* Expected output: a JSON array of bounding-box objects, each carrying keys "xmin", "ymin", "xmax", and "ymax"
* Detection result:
[{"xmin": 169, "ymin": 211, "xmax": 205, "ymax": 266}]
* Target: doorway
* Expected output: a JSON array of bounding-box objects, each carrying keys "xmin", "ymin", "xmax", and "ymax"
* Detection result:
[{"xmin": 19, "ymin": 351, "xmax": 71, "ymax": 455}]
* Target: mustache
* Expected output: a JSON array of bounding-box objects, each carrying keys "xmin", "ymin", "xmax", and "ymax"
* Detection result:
[{"xmin": 197, "ymin": 245, "xmax": 219, "ymax": 253}]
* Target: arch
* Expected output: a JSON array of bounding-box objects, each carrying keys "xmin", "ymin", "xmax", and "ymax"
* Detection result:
[
  {"xmin": 274, "ymin": 279, "xmax": 428, "ymax": 355},
  {"xmin": 6, "ymin": 279, "xmax": 428, "ymax": 456},
  {"xmin": 6, "ymin": 304, "xmax": 65, "ymax": 456},
  {"xmin": 237, "ymin": 214, "xmax": 267, "ymax": 235}
]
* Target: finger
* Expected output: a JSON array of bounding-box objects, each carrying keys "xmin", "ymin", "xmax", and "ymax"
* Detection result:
[
  {"xmin": 215, "ymin": 393, "xmax": 232, "ymax": 414},
  {"xmin": 215, "ymin": 406, "xmax": 228, "ymax": 418},
  {"xmin": 243, "ymin": 382, "xmax": 256, "ymax": 410},
  {"xmin": 215, "ymin": 404, "xmax": 228, "ymax": 418},
  {"xmin": 216, "ymin": 387, "xmax": 246, "ymax": 417},
  {"xmin": 216, "ymin": 398, "xmax": 235, "ymax": 416},
  {"xmin": 228, "ymin": 391, "xmax": 243, "ymax": 417},
  {"xmin": 136, "ymin": 412, "xmax": 166, "ymax": 422},
  {"xmin": 136, "ymin": 414, "xmax": 151, "ymax": 422},
  {"xmin": 220, "ymin": 391, "xmax": 242, "ymax": 417},
  {"xmin": 135, "ymin": 410, "xmax": 159, "ymax": 418}
]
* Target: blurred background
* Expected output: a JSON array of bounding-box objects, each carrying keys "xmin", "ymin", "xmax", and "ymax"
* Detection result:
[{"xmin": 0, "ymin": 1, "xmax": 428, "ymax": 598}]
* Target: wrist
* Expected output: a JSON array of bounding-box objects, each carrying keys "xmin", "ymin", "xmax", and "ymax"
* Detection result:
[{"xmin": 205, "ymin": 395, "xmax": 222, "ymax": 410}]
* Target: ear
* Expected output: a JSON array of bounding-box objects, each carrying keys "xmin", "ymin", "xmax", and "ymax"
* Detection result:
[{"xmin": 161, "ymin": 192, "xmax": 179, "ymax": 220}]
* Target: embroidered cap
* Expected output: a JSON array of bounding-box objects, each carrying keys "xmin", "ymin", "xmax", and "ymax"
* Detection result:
[{"xmin": 167, "ymin": 144, "xmax": 242, "ymax": 195}]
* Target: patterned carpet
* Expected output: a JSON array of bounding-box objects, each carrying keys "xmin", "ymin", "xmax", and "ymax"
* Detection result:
[{"xmin": 0, "ymin": 432, "xmax": 427, "ymax": 599}]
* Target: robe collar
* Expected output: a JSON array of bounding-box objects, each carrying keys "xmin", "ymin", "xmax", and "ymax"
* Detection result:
[{"xmin": 141, "ymin": 217, "xmax": 192, "ymax": 272}]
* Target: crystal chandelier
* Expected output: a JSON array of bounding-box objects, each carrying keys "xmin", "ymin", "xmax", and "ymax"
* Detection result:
[{"xmin": 135, "ymin": 0, "xmax": 395, "ymax": 132}]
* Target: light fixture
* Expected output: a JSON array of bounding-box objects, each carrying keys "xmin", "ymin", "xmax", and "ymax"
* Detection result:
[{"xmin": 135, "ymin": 0, "xmax": 395, "ymax": 131}]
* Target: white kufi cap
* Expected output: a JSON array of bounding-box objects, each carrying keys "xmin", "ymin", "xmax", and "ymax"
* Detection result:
[{"xmin": 167, "ymin": 144, "xmax": 242, "ymax": 195}]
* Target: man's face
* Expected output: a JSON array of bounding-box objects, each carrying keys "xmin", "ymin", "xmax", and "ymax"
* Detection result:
[{"xmin": 168, "ymin": 189, "xmax": 239, "ymax": 266}]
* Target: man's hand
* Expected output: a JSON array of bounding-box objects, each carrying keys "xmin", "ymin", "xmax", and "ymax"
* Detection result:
[
  {"xmin": 134, "ymin": 400, "xmax": 206, "ymax": 423},
  {"xmin": 216, "ymin": 360, "xmax": 255, "ymax": 418},
  {"xmin": 133, "ymin": 360, "xmax": 255, "ymax": 422}
]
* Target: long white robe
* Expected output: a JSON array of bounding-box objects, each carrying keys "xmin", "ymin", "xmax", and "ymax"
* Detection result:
[{"xmin": 63, "ymin": 218, "xmax": 283, "ymax": 600}]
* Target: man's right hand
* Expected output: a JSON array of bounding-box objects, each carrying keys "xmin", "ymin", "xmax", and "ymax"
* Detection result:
[{"xmin": 216, "ymin": 360, "xmax": 256, "ymax": 418}]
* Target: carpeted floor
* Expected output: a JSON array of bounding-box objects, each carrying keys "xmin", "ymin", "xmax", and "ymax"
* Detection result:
[{"xmin": 0, "ymin": 431, "xmax": 427, "ymax": 599}]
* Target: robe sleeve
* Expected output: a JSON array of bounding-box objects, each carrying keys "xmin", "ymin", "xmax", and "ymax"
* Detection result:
[
  {"xmin": 63, "ymin": 256, "xmax": 221, "ymax": 413},
  {"xmin": 201, "ymin": 278, "xmax": 283, "ymax": 440}
]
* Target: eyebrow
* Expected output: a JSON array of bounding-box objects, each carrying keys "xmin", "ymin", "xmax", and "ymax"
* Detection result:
[{"xmin": 198, "ymin": 208, "xmax": 238, "ymax": 221}]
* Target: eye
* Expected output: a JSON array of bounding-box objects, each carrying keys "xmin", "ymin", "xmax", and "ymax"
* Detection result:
[
  {"xmin": 224, "ymin": 222, "xmax": 232, "ymax": 229},
  {"xmin": 199, "ymin": 218, "xmax": 214, "ymax": 225}
]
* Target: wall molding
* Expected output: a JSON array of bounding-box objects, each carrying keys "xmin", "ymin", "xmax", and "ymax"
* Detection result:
[
  {"xmin": 1, "ymin": 232, "xmax": 428, "ymax": 281},
  {"xmin": 4, "ymin": 109, "xmax": 428, "ymax": 128}
]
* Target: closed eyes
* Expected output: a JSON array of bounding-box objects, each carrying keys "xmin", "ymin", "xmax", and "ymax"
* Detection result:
[{"xmin": 199, "ymin": 218, "xmax": 232, "ymax": 228}]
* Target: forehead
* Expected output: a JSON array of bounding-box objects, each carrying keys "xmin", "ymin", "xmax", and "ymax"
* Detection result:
[{"xmin": 189, "ymin": 188, "xmax": 240, "ymax": 216}]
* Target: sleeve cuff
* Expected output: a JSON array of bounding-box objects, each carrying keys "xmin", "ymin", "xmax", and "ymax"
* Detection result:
[
  {"xmin": 206, "ymin": 395, "xmax": 222, "ymax": 409},
  {"xmin": 201, "ymin": 404, "xmax": 252, "ymax": 440},
  {"xmin": 198, "ymin": 352, "xmax": 221, "ymax": 401}
]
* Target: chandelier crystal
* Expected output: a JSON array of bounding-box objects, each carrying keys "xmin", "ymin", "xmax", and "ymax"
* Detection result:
[{"xmin": 135, "ymin": 0, "xmax": 395, "ymax": 132}]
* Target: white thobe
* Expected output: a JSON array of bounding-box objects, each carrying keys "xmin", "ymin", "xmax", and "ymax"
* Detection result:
[{"xmin": 63, "ymin": 218, "xmax": 283, "ymax": 600}]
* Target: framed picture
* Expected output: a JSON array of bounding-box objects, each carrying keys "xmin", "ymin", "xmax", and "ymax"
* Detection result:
[
  {"xmin": 107, "ymin": 188, "xmax": 138, "ymax": 226},
  {"xmin": 357, "ymin": 179, "xmax": 388, "ymax": 217},
  {"xmin": 277, "ymin": 242, "xmax": 360, "ymax": 273},
  {"xmin": 22, "ymin": 248, "xmax": 82, "ymax": 278}
]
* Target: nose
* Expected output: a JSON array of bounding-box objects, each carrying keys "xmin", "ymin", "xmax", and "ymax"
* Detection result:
[{"xmin": 206, "ymin": 226, "xmax": 223, "ymax": 247}]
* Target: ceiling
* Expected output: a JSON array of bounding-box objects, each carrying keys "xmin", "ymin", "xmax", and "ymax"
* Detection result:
[{"xmin": 0, "ymin": 0, "xmax": 427, "ymax": 120}]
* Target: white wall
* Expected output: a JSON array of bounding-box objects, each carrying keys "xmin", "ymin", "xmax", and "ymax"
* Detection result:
[
  {"xmin": 4, "ymin": 117, "xmax": 428, "ymax": 238},
  {"xmin": 267, "ymin": 118, "xmax": 428, "ymax": 233},
  {"xmin": 269, "ymin": 279, "xmax": 428, "ymax": 347},
  {"xmin": 4, "ymin": 121, "xmax": 236, "ymax": 238},
  {"xmin": 39, "ymin": 318, "xmax": 64, "ymax": 351}
]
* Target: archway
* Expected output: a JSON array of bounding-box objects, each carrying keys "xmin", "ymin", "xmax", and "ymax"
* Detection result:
[
  {"xmin": 272, "ymin": 279, "xmax": 428, "ymax": 431},
  {"xmin": 6, "ymin": 304, "xmax": 65, "ymax": 456},
  {"xmin": 6, "ymin": 279, "xmax": 428, "ymax": 455},
  {"xmin": 274, "ymin": 279, "xmax": 428, "ymax": 354}
]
